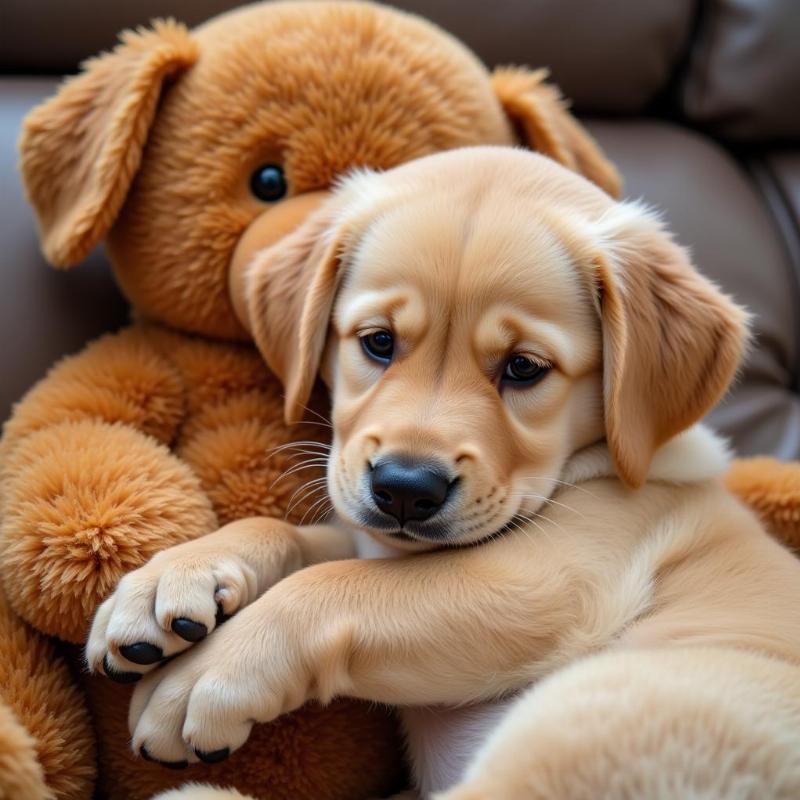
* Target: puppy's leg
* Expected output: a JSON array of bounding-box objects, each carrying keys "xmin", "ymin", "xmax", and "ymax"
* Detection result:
[
  {"xmin": 127, "ymin": 535, "xmax": 606, "ymax": 763},
  {"xmin": 438, "ymin": 647, "xmax": 800, "ymax": 800},
  {"xmin": 87, "ymin": 517, "xmax": 354, "ymax": 678}
]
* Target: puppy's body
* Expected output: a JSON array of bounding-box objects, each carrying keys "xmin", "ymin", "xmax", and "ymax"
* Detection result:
[
  {"xmin": 415, "ymin": 430, "xmax": 800, "ymax": 796},
  {"xmin": 88, "ymin": 149, "xmax": 800, "ymax": 797}
]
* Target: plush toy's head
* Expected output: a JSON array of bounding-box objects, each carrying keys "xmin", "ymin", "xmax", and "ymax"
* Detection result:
[{"xmin": 20, "ymin": 0, "xmax": 620, "ymax": 342}]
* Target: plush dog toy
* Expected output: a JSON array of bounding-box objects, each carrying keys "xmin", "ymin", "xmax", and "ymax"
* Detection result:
[{"xmin": 0, "ymin": 2, "xmax": 623, "ymax": 798}]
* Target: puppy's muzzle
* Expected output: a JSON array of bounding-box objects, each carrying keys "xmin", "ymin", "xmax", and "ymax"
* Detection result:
[{"xmin": 370, "ymin": 457, "xmax": 452, "ymax": 526}]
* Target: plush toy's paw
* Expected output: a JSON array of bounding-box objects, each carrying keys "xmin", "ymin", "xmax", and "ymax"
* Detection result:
[
  {"xmin": 87, "ymin": 545, "xmax": 258, "ymax": 680},
  {"xmin": 128, "ymin": 600, "xmax": 298, "ymax": 766},
  {"xmin": 0, "ymin": 589, "xmax": 97, "ymax": 799},
  {"xmin": 725, "ymin": 457, "xmax": 800, "ymax": 551},
  {"xmin": 1, "ymin": 419, "xmax": 218, "ymax": 644}
]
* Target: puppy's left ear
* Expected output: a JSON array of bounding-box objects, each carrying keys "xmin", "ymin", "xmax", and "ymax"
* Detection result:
[
  {"xmin": 244, "ymin": 204, "xmax": 346, "ymax": 424},
  {"xmin": 594, "ymin": 203, "xmax": 750, "ymax": 487},
  {"xmin": 492, "ymin": 67, "xmax": 622, "ymax": 198},
  {"xmin": 243, "ymin": 189, "xmax": 374, "ymax": 425}
]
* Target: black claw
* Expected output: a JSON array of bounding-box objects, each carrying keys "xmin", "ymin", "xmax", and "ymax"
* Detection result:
[
  {"xmin": 139, "ymin": 746, "xmax": 188, "ymax": 770},
  {"xmin": 171, "ymin": 618, "xmax": 208, "ymax": 642},
  {"xmin": 160, "ymin": 758, "xmax": 190, "ymax": 770},
  {"xmin": 195, "ymin": 746, "xmax": 230, "ymax": 764},
  {"xmin": 139, "ymin": 746, "xmax": 155, "ymax": 762},
  {"xmin": 103, "ymin": 654, "xmax": 142, "ymax": 684},
  {"xmin": 120, "ymin": 641, "xmax": 163, "ymax": 665}
]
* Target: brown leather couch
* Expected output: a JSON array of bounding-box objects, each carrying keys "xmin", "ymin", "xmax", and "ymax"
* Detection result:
[{"xmin": 2, "ymin": 0, "xmax": 799, "ymax": 458}]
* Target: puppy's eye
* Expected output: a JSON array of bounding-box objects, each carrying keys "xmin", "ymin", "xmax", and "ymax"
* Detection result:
[
  {"xmin": 360, "ymin": 330, "xmax": 394, "ymax": 364},
  {"xmin": 250, "ymin": 164, "xmax": 287, "ymax": 202},
  {"xmin": 503, "ymin": 354, "xmax": 549, "ymax": 385}
]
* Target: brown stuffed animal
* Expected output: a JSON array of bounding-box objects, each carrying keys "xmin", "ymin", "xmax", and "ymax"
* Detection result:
[{"xmin": 0, "ymin": 2, "xmax": 622, "ymax": 798}]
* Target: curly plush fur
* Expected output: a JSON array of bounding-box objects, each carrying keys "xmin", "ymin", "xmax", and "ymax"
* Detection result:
[
  {"xmin": 726, "ymin": 458, "xmax": 800, "ymax": 551},
  {"xmin": 84, "ymin": 676, "xmax": 402, "ymax": 800},
  {"xmin": 0, "ymin": 590, "xmax": 95, "ymax": 800}
]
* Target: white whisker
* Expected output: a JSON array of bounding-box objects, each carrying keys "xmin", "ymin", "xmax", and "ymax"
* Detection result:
[
  {"xmin": 266, "ymin": 440, "xmax": 332, "ymax": 456},
  {"xmin": 296, "ymin": 403, "xmax": 334, "ymax": 428},
  {"xmin": 287, "ymin": 420, "xmax": 332, "ymax": 430},
  {"xmin": 512, "ymin": 492, "xmax": 585, "ymax": 519},
  {"xmin": 505, "ymin": 517, "xmax": 538, "ymax": 548},
  {"xmin": 268, "ymin": 455, "xmax": 328, "ymax": 490},
  {"xmin": 285, "ymin": 477, "xmax": 329, "ymax": 517},
  {"xmin": 269, "ymin": 460, "xmax": 328, "ymax": 491},
  {"xmin": 512, "ymin": 511, "xmax": 559, "ymax": 548},
  {"xmin": 300, "ymin": 492, "xmax": 333, "ymax": 526},
  {"xmin": 310, "ymin": 501, "xmax": 335, "ymax": 525},
  {"xmin": 517, "ymin": 475, "xmax": 599, "ymax": 499}
]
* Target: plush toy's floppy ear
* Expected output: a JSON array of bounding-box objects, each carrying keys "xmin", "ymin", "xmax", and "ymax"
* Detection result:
[
  {"xmin": 492, "ymin": 67, "xmax": 622, "ymax": 198},
  {"xmin": 19, "ymin": 20, "xmax": 197, "ymax": 267},
  {"xmin": 593, "ymin": 203, "xmax": 750, "ymax": 487},
  {"xmin": 244, "ymin": 198, "xmax": 362, "ymax": 425}
]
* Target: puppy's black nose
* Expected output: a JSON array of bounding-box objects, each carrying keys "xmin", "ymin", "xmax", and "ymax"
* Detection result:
[{"xmin": 370, "ymin": 459, "xmax": 450, "ymax": 525}]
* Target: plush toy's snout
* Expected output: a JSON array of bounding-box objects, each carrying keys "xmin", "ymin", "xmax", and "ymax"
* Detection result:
[{"xmin": 229, "ymin": 190, "xmax": 330, "ymax": 334}]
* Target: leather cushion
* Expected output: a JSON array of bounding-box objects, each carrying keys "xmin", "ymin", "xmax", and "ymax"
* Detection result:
[
  {"xmin": 2, "ymin": 0, "xmax": 694, "ymax": 113},
  {"xmin": 395, "ymin": 0, "xmax": 695, "ymax": 112},
  {"xmin": 748, "ymin": 149, "xmax": 800, "ymax": 390},
  {"xmin": 0, "ymin": 78, "xmax": 128, "ymax": 425},
  {"xmin": 588, "ymin": 120, "xmax": 800, "ymax": 458},
  {"xmin": 763, "ymin": 151, "xmax": 800, "ymax": 227},
  {"xmin": 681, "ymin": 0, "xmax": 800, "ymax": 141}
]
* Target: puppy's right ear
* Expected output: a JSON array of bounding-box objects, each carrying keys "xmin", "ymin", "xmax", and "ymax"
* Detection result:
[
  {"xmin": 593, "ymin": 203, "xmax": 750, "ymax": 487},
  {"xmin": 19, "ymin": 20, "xmax": 197, "ymax": 267}
]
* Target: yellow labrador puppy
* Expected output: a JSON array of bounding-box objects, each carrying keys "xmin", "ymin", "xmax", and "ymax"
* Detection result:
[{"xmin": 88, "ymin": 148, "xmax": 800, "ymax": 798}]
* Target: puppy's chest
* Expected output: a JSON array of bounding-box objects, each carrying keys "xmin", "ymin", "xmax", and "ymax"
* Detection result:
[
  {"xmin": 400, "ymin": 699, "xmax": 521, "ymax": 796},
  {"xmin": 352, "ymin": 528, "xmax": 521, "ymax": 795}
]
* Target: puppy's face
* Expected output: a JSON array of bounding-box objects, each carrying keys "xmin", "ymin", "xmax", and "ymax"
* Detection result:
[
  {"xmin": 326, "ymin": 181, "xmax": 605, "ymax": 549},
  {"xmin": 248, "ymin": 148, "xmax": 748, "ymax": 551}
]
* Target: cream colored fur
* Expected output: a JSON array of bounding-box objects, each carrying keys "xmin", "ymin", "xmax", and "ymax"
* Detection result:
[
  {"xmin": 439, "ymin": 647, "xmax": 800, "ymax": 799},
  {"xmin": 152, "ymin": 786, "xmax": 254, "ymax": 800},
  {"xmin": 86, "ymin": 149, "xmax": 800, "ymax": 799}
]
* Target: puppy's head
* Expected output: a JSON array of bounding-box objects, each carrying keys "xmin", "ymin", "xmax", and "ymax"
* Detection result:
[
  {"xmin": 20, "ymin": 3, "xmax": 619, "ymax": 343},
  {"xmin": 246, "ymin": 148, "xmax": 748, "ymax": 550}
]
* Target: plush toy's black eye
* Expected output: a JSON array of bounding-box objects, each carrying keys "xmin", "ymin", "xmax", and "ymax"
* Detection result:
[
  {"xmin": 361, "ymin": 330, "xmax": 394, "ymax": 364},
  {"xmin": 503, "ymin": 355, "xmax": 549, "ymax": 385},
  {"xmin": 249, "ymin": 164, "xmax": 287, "ymax": 202}
]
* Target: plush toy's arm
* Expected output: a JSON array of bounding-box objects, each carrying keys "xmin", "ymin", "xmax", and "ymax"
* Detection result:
[
  {"xmin": 725, "ymin": 458, "xmax": 800, "ymax": 553},
  {"xmin": 0, "ymin": 327, "xmax": 217, "ymax": 644},
  {"xmin": 1, "ymin": 327, "xmax": 186, "ymax": 455}
]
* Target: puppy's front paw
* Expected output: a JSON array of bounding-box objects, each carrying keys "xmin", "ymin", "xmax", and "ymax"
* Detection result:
[
  {"xmin": 128, "ymin": 599, "xmax": 300, "ymax": 766},
  {"xmin": 86, "ymin": 546, "xmax": 258, "ymax": 680}
]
